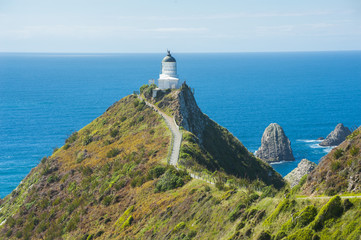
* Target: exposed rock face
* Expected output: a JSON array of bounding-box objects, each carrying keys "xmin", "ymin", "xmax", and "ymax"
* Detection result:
[
  {"xmin": 319, "ymin": 123, "xmax": 351, "ymax": 146},
  {"xmin": 256, "ymin": 123, "xmax": 295, "ymax": 162},
  {"xmin": 284, "ymin": 159, "xmax": 317, "ymax": 188},
  {"xmin": 175, "ymin": 84, "xmax": 207, "ymax": 143}
]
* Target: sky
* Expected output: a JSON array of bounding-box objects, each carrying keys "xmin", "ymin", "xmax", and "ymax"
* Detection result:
[{"xmin": 0, "ymin": 0, "xmax": 361, "ymax": 53}]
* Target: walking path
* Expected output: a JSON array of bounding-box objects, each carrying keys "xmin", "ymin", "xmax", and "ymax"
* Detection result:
[{"xmin": 139, "ymin": 96, "xmax": 182, "ymax": 166}]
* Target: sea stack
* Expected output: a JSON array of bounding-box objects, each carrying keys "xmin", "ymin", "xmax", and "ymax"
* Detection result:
[
  {"xmin": 256, "ymin": 123, "xmax": 295, "ymax": 162},
  {"xmin": 284, "ymin": 159, "xmax": 317, "ymax": 188},
  {"xmin": 319, "ymin": 123, "xmax": 351, "ymax": 146}
]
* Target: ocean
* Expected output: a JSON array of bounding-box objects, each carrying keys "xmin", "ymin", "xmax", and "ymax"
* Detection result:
[{"xmin": 1, "ymin": 51, "xmax": 360, "ymax": 198}]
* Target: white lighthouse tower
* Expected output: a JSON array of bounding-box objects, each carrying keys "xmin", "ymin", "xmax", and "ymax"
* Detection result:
[{"xmin": 158, "ymin": 50, "xmax": 180, "ymax": 89}]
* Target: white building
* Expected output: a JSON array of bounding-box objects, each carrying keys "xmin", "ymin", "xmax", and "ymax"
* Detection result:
[{"xmin": 157, "ymin": 50, "xmax": 181, "ymax": 89}]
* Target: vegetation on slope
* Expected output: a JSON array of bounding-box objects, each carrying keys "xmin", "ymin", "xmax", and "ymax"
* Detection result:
[
  {"xmin": 141, "ymin": 83, "xmax": 285, "ymax": 189},
  {"xmin": 1, "ymin": 86, "xmax": 360, "ymax": 239},
  {"xmin": 302, "ymin": 127, "xmax": 361, "ymax": 196}
]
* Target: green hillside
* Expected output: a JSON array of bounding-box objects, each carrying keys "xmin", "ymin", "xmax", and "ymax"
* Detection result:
[{"xmin": 0, "ymin": 86, "xmax": 361, "ymax": 240}]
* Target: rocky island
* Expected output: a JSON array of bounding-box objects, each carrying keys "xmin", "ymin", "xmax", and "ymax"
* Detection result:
[
  {"xmin": 319, "ymin": 123, "xmax": 351, "ymax": 146},
  {"xmin": 256, "ymin": 123, "xmax": 295, "ymax": 162}
]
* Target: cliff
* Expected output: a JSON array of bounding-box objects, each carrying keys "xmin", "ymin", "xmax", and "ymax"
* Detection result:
[
  {"xmin": 256, "ymin": 123, "xmax": 295, "ymax": 162},
  {"xmin": 152, "ymin": 84, "xmax": 284, "ymax": 187}
]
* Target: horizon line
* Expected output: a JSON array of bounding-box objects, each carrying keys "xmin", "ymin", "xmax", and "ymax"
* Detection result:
[{"xmin": 1, "ymin": 50, "xmax": 361, "ymax": 55}]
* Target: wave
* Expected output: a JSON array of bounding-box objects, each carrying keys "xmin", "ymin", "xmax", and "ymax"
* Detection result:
[
  {"xmin": 269, "ymin": 161, "xmax": 286, "ymax": 165},
  {"xmin": 297, "ymin": 139, "xmax": 322, "ymax": 143},
  {"xmin": 297, "ymin": 139, "xmax": 335, "ymax": 153}
]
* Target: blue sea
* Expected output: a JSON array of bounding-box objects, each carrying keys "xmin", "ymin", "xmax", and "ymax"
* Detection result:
[{"xmin": 1, "ymin": 52, "xmax": 361, "ymax": 198}]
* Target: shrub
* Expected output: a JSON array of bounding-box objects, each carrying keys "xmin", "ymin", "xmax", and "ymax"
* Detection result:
[
  {"xmin": 137, "ymin": 115, "xmax": 144, "ymax": 123},
  {"xmin": 83, "ymin": 135, "xmax": 92, "ymax": 146},
  {"xmin": 264, "ymin": 199, "xmax": 296, "ymax": 225},
  {"xmin": 130, "ymin": 176, "xmax": 145, "ymax": 188},
  {"xmin": 155, "ymin": 168, "xmax": 190, "ymax": 192},
  {"xmin": 331, "ymin": 160, "xmax": 341, "ymax": 171},
  {"xmin": 15, "ymin": 231, "xmax": 23, "ymax": 239},
  {"xmin": 133, "ymin": 99, "xmax": 140, "ymax": 107},
  {"xmin": 140, "ymin": 84, "xmax": 149, "ymax": 94},
  {"xmin": 173, "ymin": 222, "xmax": 186, "ymax": 233},
  {"xmin": 346, "ymin": 129, "xmax": 360, "ymax": 140},
  {"xmin": 310, "ymin": 195, "xmax": 343, "ymax": 231},
  {"xmin": 52, "ymin": 147, "xmax": 59, "ymax": 153},
  {"xmin": 102, "ymin": 195, "xmax": 113, "ymax": 206},
  {"xmin": 257, "ymin": 230, "xmax": 272, "ymax": 240},
  {"xmin": 107, "ymin": 148, "xmax": 121, "ymax": 158},
  {"xmin": 229, "ymin": 201, "xmax": 246, "ymax": 222},
  {"xmin": 282, "ymin": 205, "xmax": 317, "ymax": 231},
  {"xmin": 63, "ymin": 143, "xmax": 70, "ymax": 150},
  {"xmin": 147, "ymin": 165, "xmax": 166, "ymax": 180},
  {"xmin": 287, "ymin": 228, "xmax": 315, "ymax": 240},
  {"xmin": 120, "ymin": 116, "xmax": 127, "ymax": 122},
  {"xmin": 274, "ymin": 231, "xmax": 287, "ymax": 240},
  {"xmin": 66, "ymin": 131, "xmax": 78, "ymax": 144},
  {"xmin": 350, "ymin": 146, "xmax": 359, "ymax": 156},
  {"xmin": 333, "ymin": 149, "xmax": 344, "ymax": 159},
  {"xmin": 6, "ymin": 229, "xmax": 13, "ymax": 237},
  {"xmin": 121, "ymin": 215, "xmax": 133, "ymax": 229},
  {"xmin": 76, "ymin": 151, "xmax": 87, "ymax": 163},
  {"xmin": 40, "ymin": 156, "xmax": 48, "ymax": 164},
  {"xmin": 110, "ymin": 129, "xmax": 119, "ymax": 138},
  {"xmin": 47, "ymin": 175, "xmax": 59, "ymax": 184}
]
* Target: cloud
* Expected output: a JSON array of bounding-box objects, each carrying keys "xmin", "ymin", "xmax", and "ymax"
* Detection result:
[
  {"xmin": 109, "ymin": 10, "xmax": 332, "ymax": 21},
  {"xmin": 141, "ymin": 27, "xmax": 208, "ymax": 33}
]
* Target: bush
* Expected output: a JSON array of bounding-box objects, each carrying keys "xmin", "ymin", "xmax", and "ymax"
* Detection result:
[
  {"xmin": 282, "ymin": 205, "xmax": 317, "ymax": 231},
  {"xmin": 264, "ymin": 199, "xmax": 296, "ymax": 225},
  {"xmin": 76, "ymin": 151, "xmax": 87, "ymax": 163},
  {"xmin": 130, "ymin": 176, "xmax": 145, "ymax": 188},
  {"xmin": 140, "ymin": 84, "xmax": 149, "ymax": 94},
  {"xmin": 173, "ymin": 222, "xmax": 186, "ymax": 233},
  {"xmin": 102, "ymin": 195, "xmax": 113, "ymax": 206},
  {"xmin": 310, "ymin": 195, "xmax": 343, "ymax": 231},
  {"xmin": 331, "ymin": 160, "xmax": 341, "ymax": 171},
  {"xmin": 350, "ymin": 146, "xmax": 359, "ymax": 156},
  {"xmin": 110, "ymin": 129, "xmax": 119, "ymax": 138},
  {"xmin": 147, "ymin": 165, "xmax": 166, "ymax": 180},
  {"xmin": 66, "ymin": 131, "xmax": 78, "ymax": 144},
  {"xmin": 83, "ymin": 135, "xmax": 92, "ymax": 146},
  {"xmin": 333, "ymin": 149, "xmax": 344, "ymax": 159},
  {"xmin": 40, "ymin": 156, "xmax": 48, "ymax": 164},
  {"xmin": 287, "ymin": 228, "xmax": 315, "ymax": 240},
  {"xmin": 63, "ymin": 143, "xmax": 70, "ymax": 150},
  {"xmin": 107, "ymin": 148, "xmax": 121, "ymax": 158},
  {"xmin": 257, "ymin": 230, "xmax": 271, "ymax": 240},
  {"xmin": 155, "ymin": 168, "xmax": 190, "ymax": 192}
]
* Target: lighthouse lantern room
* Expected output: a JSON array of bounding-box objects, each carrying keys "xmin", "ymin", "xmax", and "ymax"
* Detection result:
[{"xmin": 157, "ymin": 50, "xmax": 181, "ymax": 89}]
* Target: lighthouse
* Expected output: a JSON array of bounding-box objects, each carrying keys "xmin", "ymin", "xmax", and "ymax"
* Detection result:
[{"xmin": 158, "ymin": 50, "xmax": 181, "ymax": 89}]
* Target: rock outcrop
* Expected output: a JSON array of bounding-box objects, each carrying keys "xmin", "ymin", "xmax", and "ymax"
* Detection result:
[
  {"xmin": 284, "ymin": 159, "xmax": 317, "ymax": 188},
  {"xmin": 256, "ymin": 123, "xmax": 295, "ymax": 162},
  {"xmin": 319, "ymin": 123, "xmax": 351, "ymax": 146},
  {"xmin": 302, "ymin": 126, "xmax": 361, "ymax": 195}
]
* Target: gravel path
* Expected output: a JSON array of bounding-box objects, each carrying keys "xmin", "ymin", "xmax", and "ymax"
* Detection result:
[{"xmin": 140, "ymin": 96, "xmax": 182, "ymax": 166}]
